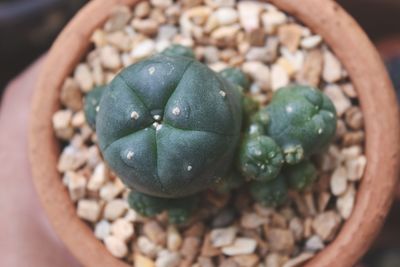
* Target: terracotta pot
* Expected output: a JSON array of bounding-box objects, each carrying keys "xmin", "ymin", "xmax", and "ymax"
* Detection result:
[{"xmin": 29, "ymin": 0, "xmax": 400, "ymax": 266}]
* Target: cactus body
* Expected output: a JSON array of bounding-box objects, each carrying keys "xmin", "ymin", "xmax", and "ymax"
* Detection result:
[
  {"xmin": 239, "ymin": 135, "xmax": 284, "ymax": 181},
  {"xmin": 264, "ymin": 85, "xmax": 337, "ymax": 164},
  {"xmin": 250, "ymin": 174, "xmax": 288, "ymax": 207},
  {"xmin": 284, "ymin": 161, "xmax": 317, "ymax": 191},
  {"xmin": 84, "ymin": 86, "xmax": 105, "ymax": 130},
  {"xmin": 96, "ymin": 54, "xmax": 242, "ymax": 198},
  {"xmin": 161, "ymin": 44, "xmax": 196, "ymax": 59}
]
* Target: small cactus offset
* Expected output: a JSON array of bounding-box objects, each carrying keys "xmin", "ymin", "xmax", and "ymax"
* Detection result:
[
  {"xmin": 161, "ymin": 44, "xmax": 196, "ymax": 59},
  {"xmin": 249, "ymin": 174, "xmax": 288, "ymax": 207},
  {"xmin": 262, "ymin": 85, "xmax": 337, "ymax": 164},
  {"xmin": 239, "ymin": 135, "xmax": 284, "ymax": 182},
  {"xmin": 284, "ymin": 161, "xmax": 317, "ymax": 191},
  {"xmin": 219, "ymin": 67, "xmax": 250, "ymax": 91}
]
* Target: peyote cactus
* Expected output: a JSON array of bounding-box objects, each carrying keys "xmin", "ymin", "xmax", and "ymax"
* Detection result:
[
  {"xmin": 84, "ymin": 85, "xmax": 105, "ymax": 130},
  {"xmin": 128, "ymin": 191, "xmax": 199, "ymax": 224},
  {"xmin": 85, "ymin": 43, "xmax": 337, "ymax": 219},
  {"xmin": 284, "ymin": 160, "xmax": 317, "ymax": 191},
  {"xmin": 239, "ymin": 135, "xmax": 284, "ymax": 182},
  {"xmin": 249, "ymin": 174, "xmax": 288, "ymax": 207},
  {"xmin": 219, "ymin": 67, "xmax": 250, "ymax": 91},
  {"xmin": 263, "ymin": 85, "xmax": 337, "ymax": 164},
  {"xmin": 161, "ymin": 44, "xmax": 196, "ymax": 59},
  {"xmin": 96, "ymin": 51, "xmax": 242, "ymax": 199}
]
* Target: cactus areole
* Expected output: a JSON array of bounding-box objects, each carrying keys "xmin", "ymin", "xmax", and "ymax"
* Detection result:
[{"xmin": 96, "ymin": 54, "xmax": 243, "ymax": 198}]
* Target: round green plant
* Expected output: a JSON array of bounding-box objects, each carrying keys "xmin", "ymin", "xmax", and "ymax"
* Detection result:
[
  {"xmin": 263, "ymin": 85, "xmax": 337, "ymax": 164},
  {"xmin": 96, "ymin": 54, "xmax": 242, "ymax": 198}
]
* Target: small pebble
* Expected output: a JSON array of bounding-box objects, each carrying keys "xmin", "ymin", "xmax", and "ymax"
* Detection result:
[
  {"xmin": 214, "ymin": 7, "xmax": 238, "ymax": 26},
  {"xmin": 241, "ymin": 212, "xmax": 268, "ymax": 229},
  {"xmin": 134, "ymin": 1, "xmax": 151, "ymax": 18},
  {"xmin": 104, "ymin": 235, "xmax": 128, "ymax": 258},
  {"xmin": 289, "ymin": 217, "xmax": 304, "ymax": 241},
  {"xmin": 345, "ymin": 155, "xmax": 367, "ymax": 181},
  {"xmin": 99, "ymin": 45, "xmax": 121, "ymax": 70},
  {"xmin": 144, "ymin": 221, "xmax": 167, "ymax": 246},
  {"xmin": 330, "ymin": 167, "xmax": 348, "ymax": 196},
  {"xmin": 138, "ymin": 236, "xmax": 160, "ymax": 258},
  {"xmin": 322, "ymin": 50, "xmax": 342, "ymax": 83},
  {"xmin": 278, "ymin": 24, "xmax": 303, "ymax": 52},
  {"xmin": 312, "ymin": 211, "xmax": 341, "ymax": 241},
  {"xmin": 242, "ymin": 61, "xmax": 270, "ymax": 90},
  {"xmin": 67, "ymin": 172, "xmax": 87, "ymax": 202},
  {"xmin": 167, "ymin": 225, "xmax": 183, "ymax": 251},
  {"xmin": 131, "ymin": 39, "xmax": 156, "ymax": 59},
  {"xmin": 155, "ymin": 250, "xmax": 181, "ymax": 267},
  {"xmin": 60, "ymin": 78, "xmax": 83, "ymax": 111},
  {"xmin": 104, "ymin": 199, "xmax": 128, "ymax": 220},
  {"xmin": 110, "ymin": 218, "xmax": 134, "ymax": 241},
  {"xmin": 87, "ymin": 163, "xmax": 108, "ymax": 191},
  {"xmin": 94, "ymin": 220, "xmax": 111, "ymax": 240},
  {"xmin": 336, "ymin": 184, "xmax": 356, "ymax": 219},
  {"xmin": 134, "ymin": 253, "xmax": 155, "ymax": 267},
  {"xmin": 271, "ymin": 64, "xmax": 289, "ymax": 91},
  {"xmin": 221, "ymin": 238, "xmax": 257, "ymax": 256},
  {"xmin": 301, "ymin": 35, "xmax": 322, "ymax": 49},
  {"xmin": 238, "ymin": 1, "xmax": 263, "ymax": 32},
  {"xmin": 305, "ymin": 235, "xmax": 325, "ymax": 251},
  {"xmin": 77, "ymin": 199, "xmax": 101, "ymax": 223},
  {"xmin": 233, "ymin": 254, "xmax": 260, "ymax": 267},
  {"xmin": 104, "ymin": 6, "xmax": 131, "ymax": 32},
  {"xmin": 210, "ymin": 226, "xmax": 237, "ymax": 247},
  {"xmin": 324, "ymin": 84, "xmax": 351, "ymax": 116},
  {"xmin": 266, "ymin": 228, "xmax": 295, "ymax": 254}
]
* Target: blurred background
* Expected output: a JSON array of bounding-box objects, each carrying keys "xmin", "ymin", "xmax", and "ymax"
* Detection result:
[{"xmin": 0, "ymin": 0, "xmax": 399, "ymax": 266}]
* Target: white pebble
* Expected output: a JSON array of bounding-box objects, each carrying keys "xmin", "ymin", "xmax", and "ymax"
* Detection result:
[
  {"xmin": 131, "ymin": 40, "xmax": 156, "ymax": 59},
  {"xmin": 95, "ymin": 220, "xmax": 111, "ymax": 240},
  {"xmin": 214, "ymin": 7, "xmax": 238, "ymax": 25},
  {"xmin": 104, "ymin": 235, "xmax": 128, "ymax": 258},
  {"xmin": 324, "ymin": 84, "xmax": 351, "ymax": 116},
  {"xmin": 336, "ymin": 184, "xmax": 356, "ymax": 219},
  {"xmin": 238, "ymin": 1, "xmax": 263, "ymax": 32},
  {"xmin": 88, "ymin": 163, "xmax": 108, "ymax": 191},
  {"xmin": 323, "ymin": 50, "xmax": 342, "ymax": 83},
  {"xmin": 155, "ymin": 250, "xmax": 181, "ymax": 267},
  {"xmin": 67, "ymin": 172, "xmax": 87, "ymax": 202},
  {"xmin": 221, "ymin": 237, "xmax": 257, "ymax": 255},
  {"xmin": 210, "ymin": 226, "xmax": 237, "ymax": 247},
  {"xmin": 111, "ymin": 218, "xmax": 134, "ymax": 241},
  {"xmin": 301, "ymin": 35, "xmax": 322, "ymax": 49},
  {"xmin": 330, "ymin": 167, "xmax": 348, "ymax": 196},
  {"xmin": 74, "ymin": 63, "xmax": 94, "ymax": 92},
  {"xmin": 271, "ymin": 64, "xmax": 289, "ymax": 91},
  {"xmin": 77, "ymin": 199, "xmax": 101, "ymax": 222},
  {"xmin": 104, "ymin": 199, "xmax": 128, "ymax": 220}
]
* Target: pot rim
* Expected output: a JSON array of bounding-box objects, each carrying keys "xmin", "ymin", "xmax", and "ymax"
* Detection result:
[{"xmin": 29, "ymin": 0, "xmax": 400, "ymax": 267}]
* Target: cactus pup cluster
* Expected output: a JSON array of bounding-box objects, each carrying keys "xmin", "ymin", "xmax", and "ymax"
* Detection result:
[{"xmin": 84, "ymin": 45, "xmax": 337, "ymax": 223}]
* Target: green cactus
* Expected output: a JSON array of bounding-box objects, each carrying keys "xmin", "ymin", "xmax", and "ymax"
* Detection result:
[
  {"xmin": 83, "ymin": 85, "xmax": 105, "ymax": 130},
  {"xmin": 161, "ymin": 44, "xmax": 196, "ymax": 59},
  {"xmin": 284, "ymin": 161, "xmax": 317, "ymax": 191},
  {"xmin": 239, "ymin": 135, "xmax": 284, "ymax": 182},
  {"xmin": 250, "ymin": 174, "xmax": 288, "ymax": 207},
  {"xmin": 214, "ymin": 170, "xmax": 245, "ymax": 193},
  {"xmin": 263, "ymin": 85, "xmax": 337, "ymax": 164},
  {"xmin": 219, "ymin": 67, "xmax": 250, "ymax": 91},
  {"xmin": 96, "ymin": 54, "xmax": 242, "ymax": 198},
  {"xmin": 167, "ymin": 195, "xmax": 199, "ymax": 224},
  {"xmin": 127, "ymin": 191, "xmax": 166, "ymax": 217},
  {"xmin": 128, "ymin": 191, "xmax": 199, "ymax": 224}
]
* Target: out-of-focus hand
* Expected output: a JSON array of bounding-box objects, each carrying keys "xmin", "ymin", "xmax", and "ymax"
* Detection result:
[{"xmin": 0, "ymin": 58, "xmax": 80, "ymax": 267}]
